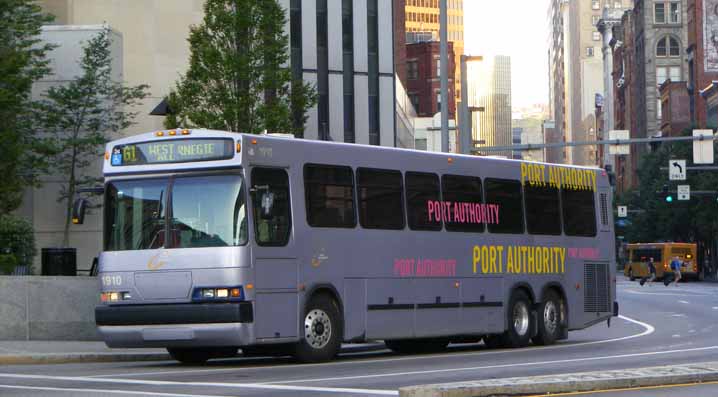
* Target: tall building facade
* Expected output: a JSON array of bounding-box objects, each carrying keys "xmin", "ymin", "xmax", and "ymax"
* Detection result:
[
  {"xmin": 548, "ymin": 0, "xmax": 632, "ymax": 166},
  {"xmin": 405, "ymin": 40, "xmax": 456, "ymax": 118},
  {"xmin": 404, "ymin": 0, "xmax": 464, "ymax": 101},
  {"xmin": 468, "ymin": 55, "xmax": 512, "ymax": 157},
  {"xmin": 687, "ymin": 0, "xmax": 718, "ymax": 128},
  {"xmin": 27, "ymin": 0, "xmax": 399, "ymax": 271}
]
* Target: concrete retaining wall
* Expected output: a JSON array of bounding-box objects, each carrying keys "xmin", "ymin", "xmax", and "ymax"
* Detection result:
[{"xmin": 0, "ymin": 276, "xmax": 100, "ymax": 340}]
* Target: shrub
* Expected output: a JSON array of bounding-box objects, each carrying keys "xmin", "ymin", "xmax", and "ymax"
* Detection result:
[
  {"xmin": 0, "ymin": 254, "xmax": 18, "ymax": 275},
  {"xmin": 0, "ymin": 215, "xmax": 37, "ymax": 273}
]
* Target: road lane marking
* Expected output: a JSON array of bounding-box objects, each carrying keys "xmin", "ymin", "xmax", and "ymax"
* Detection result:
[
  {"xmin": 625, "ymin": 290, "xmax": 709, "ymax": 297},
  {"xmin": 0, "ymin": 373, "xmax": 398, "ymax": 396},
  {"xmin": 0, "ymin": 384, "xmax": 230, "ymax": 397},
  {"xmin": 261, "ymin": 345, "xmax": 718, "ymax": 385},
  {"xmin": 679, "ymin": 300, "xmax": 690, "ymax": 304},
  {"xmin": 90, "ymin": 315, "xmax": 654, "ymax": 379}
]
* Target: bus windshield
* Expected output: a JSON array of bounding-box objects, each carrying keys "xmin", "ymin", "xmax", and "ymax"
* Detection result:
[{"xmin": 105, "ymin": 175, "xmax": 247, "ymax": 251}]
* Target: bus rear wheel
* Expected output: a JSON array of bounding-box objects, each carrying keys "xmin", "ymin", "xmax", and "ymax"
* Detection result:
[
  {"xmin": 504, "ymin": 289, "xmax": 533, "ymax": 348},
  {"xmin": 293, "ymin": 294, "xmax": 342, "ymax": 363},
  {"xmin": 533, "ymin": 291, "xmax": 563, "ymax": 346},
  {"xmin": 385, "ymin": 338, "xmax": 449, "ymax": 354}
]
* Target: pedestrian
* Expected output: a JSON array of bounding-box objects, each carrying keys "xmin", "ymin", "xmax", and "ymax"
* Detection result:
[
  {"xmin": 666, "ymin": 256, "xmax": 682, "ymax": 287},
  {"xmin": 639, "ymin": 257, "xmax": 656, "ymax": 286}
]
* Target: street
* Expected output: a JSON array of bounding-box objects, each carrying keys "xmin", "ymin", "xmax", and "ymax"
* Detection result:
[{"xmin": 0, "ymin": 276, "xmax": 717, "ymax": 396}]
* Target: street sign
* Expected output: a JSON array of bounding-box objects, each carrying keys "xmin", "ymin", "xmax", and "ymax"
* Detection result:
[
  {"xmin": 617, "ymin": 206, "xmax": 627, "ymax": 217},
  {"xmin": 693, "ymin": 130, "xmax": 714, "ymax": 164},
  {"xmin": 608, "ymin": 130, "xmax": 630, "ymax": 155},
  {"xmin": 669, "ymin": 159, "xmax": 686, "ymax": 180},
  {"xmin": 678, "ymin": 185, "xmax": 690, "ymax": 200}
]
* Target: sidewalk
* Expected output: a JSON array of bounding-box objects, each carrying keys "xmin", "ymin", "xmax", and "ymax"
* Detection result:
[
  {"xmin": 399, "ymin": 361, "xmax": 718, "ymax": 397},
  {"xmin": 0, "ymin": 341, "xmax": 385, "ymax": 365}
]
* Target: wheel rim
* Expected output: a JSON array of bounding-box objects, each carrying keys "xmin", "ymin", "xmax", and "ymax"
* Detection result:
[
  {"xmin": 513, "ymin": 301, "xmax": 530, "ymax": 336},
  {"xmin": 304, "ymin": 308, "xmax": 332, "ymax": 349},
  {"xmin": 543, "ymin": 300, "xmax": 559, "ymax": 336}
]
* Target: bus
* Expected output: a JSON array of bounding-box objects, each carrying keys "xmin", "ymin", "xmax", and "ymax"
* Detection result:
[
  {"xmin": 75, "ymin": 129, "xmax": 618, "ymax": 364},
  {"xmin": 624, "ymin": 243, "xmax": 698, "ymax": 280}
]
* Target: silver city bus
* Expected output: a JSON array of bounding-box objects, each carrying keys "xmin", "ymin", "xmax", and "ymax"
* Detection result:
[{"xmin": 75, "ymin": 129, "xmax": 618, "ymax": 364}]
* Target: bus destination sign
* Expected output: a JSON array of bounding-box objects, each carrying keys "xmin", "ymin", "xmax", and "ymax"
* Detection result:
[{"xmin": 111, "ymin": 138, "xmax": 234, "ymax": 166}]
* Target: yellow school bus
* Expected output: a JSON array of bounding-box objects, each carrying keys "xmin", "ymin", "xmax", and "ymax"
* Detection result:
[{"xmin": 624, "ymin": 243, "xmax": 698, "ymax": 280}]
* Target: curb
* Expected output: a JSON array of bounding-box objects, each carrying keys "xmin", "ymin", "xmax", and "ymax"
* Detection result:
[
  {"xmin": 399, "ymin": 362, "xmax": 718, "ymax": 397},
  {"xmin": 0, "ymin": 343, "xmax": 386, "ymax": 366}
]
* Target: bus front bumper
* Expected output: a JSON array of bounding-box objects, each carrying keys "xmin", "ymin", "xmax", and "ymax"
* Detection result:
[{"xmin": 96, "ymin": 302, "xmax": 254, "ymax": 348}]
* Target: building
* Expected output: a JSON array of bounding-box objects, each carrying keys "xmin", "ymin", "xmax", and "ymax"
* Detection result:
[
  {"xmin": 26, "ymin": 0, "xmax": 402, "ymax": 272},
  {"xmin": 468, "ymin": 55, "xmax": 512, "ymax": 158},
  {"xmin": 511, "ymin": 127, "xmax": 523, "ymax": 159},
  {"xmin": 404, "ymin": 0, "xmax": 464, "ymax": 103},
  {"xmin": 687, "ymin": 0, "xmax": 718, "ymax": 128},
  {"xmin": 405, "ymin": 40, "xmax": 456, "ymax": 118},
  {"xmin": 542, "ymin": 120, "xmax": 563, "ymax": 163},
  {"xmin": 659, "ymin": 80, "xmax": 692, "ymax": 135},
  {"xmin": 548, "ymin": 0, "xmax": 632, "ymax": 166}
]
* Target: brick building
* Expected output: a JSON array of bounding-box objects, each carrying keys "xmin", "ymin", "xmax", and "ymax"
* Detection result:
[
  {"xmin": 660, "ymin": 80, "xmax": 692, "ymax": 135},
  {"xmin": 687, "ymin": 0, "xmax": 718, "ymax": 128},
  {"xmin": 405, "ymin": 41, "xmax": 456, "ymax": 118}
]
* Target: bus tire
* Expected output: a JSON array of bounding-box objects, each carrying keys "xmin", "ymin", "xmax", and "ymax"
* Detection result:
[
  {"xmin": 167, "ymin": 348, "xmax": 211, "ymax": 365},
  {"xmin": 533, "ymin": 290, "xmax": 562, "ymax": 346},
  {"xmin": 505, "ymin": 289, "xmax": 533, "ymax": 348},
  {"xmin": 385, "ymin": 338, "xmax": 449, "ymax": 354},
  {"xmin": 293, "ymin": 294, "xmax": 342, "ymax": 363}
]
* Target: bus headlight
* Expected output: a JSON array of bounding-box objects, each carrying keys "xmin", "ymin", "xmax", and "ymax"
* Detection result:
[{"xmin": 192, "ymin": 286, "xmax": 244, "ymax": 302}]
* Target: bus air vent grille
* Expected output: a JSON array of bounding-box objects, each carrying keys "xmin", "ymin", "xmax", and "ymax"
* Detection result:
[
  {"xmin": 584, "ymin": 263, "xmax": 610, "ymax": 313},
  {"xmin": 599, "ymin": 193, "xmax": 609, "ymax": 226}
]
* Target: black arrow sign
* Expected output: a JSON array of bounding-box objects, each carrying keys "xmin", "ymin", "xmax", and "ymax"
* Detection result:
[{"xmin": 672, "ymin": 162, "xmax": 683, "ymax": 173}]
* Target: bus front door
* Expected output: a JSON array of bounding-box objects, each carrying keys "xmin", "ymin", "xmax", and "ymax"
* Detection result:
[{"xmin": 250, "ymin": 167, "xmax": 299, "ymax": 341}]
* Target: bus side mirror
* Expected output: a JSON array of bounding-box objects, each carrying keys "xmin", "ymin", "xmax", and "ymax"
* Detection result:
[{"xmin": 72, "ymin": 198, "xmax": 88, "ymax": 225}]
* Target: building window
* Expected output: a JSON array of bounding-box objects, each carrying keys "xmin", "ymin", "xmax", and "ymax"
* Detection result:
[
  {"xmin": 593, "ymin": 31, "xmax": 601, "ymax": 41},
  {"xmin": 655, "ymin": 2, "xmax": 680, "ymax": 24},
  {"xmin": 436, "ymin": 58, "xmax": 441, "ymax": 77},
  {"xmin": 613, "ymin": 1, "xmax": 622, "ymax": 8},
  {"xmin": 409, "ymin": 94, "xmax": 420, "ymax": 111},
  {"xmin": 407, "ymin": 60, "xmax": 418, "ymax": 80},
  {"xmin": 367, "ymin": 0, "xmax": 380, "ymax": 145},
  {"xmin": 290, "ymin": 0, "xmax": 303, "ymax": 137},
  {"xmin": 656, "ymin": 36, "xmax": 680, "ymax": 57},
  {"xmin": 592, "ymin": 0, "xmax": 600, "ymax": 10},
  {"xmin": 592, "ymin": 15, "xmax": 600, "ymax": 25},
  {"xmin": 342, "ymin": 0, "xmax": 355, "ymax": 143},
  {"xmin": 316, "ymin": 0, "xmax": 329, "ymax": 141},
  {"xmin": 586, "ymin": 47, "xmax": 595, "ymax": 57}
]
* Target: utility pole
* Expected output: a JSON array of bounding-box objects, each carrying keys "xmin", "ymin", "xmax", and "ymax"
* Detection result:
[{"xmin": 439, "ymin": 0, "xmax": 449, "ymax": 153}]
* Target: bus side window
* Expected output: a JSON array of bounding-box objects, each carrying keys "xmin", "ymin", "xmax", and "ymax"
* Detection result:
[
  {"xmin": 304, "ymin": 164, "xmax": 356, "ymax": 228},
  {"xmin": 485, "ymin": 178, "xmax": 524, "ymax": 234},
  {"xmin": 441, "ymin": 174, "xmax": 484, "ymax": 233},
  {"xmin": 406, "ymin": 172, "xmax": 442, "ymax": 231},
  {"xmin": 251, "ymin": 167, "xmax": 291, "ymax": 246},
  {"xmin": 524, "ymin": 183, "xmax": 561, "ymax": 235},
  {"xmin": 356, "ymin": 168, "xmax": 404, "ymax": 230},
  {"xmin": 561, "ymin": 189, "xmax": 597, "ymax": 237}
]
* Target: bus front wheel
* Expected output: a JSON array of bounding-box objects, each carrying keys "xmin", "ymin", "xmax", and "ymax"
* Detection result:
[
  {"xmin": 504, "ymin": 290, "xmax": 533, "ymax": 348},
  {"xmin": 293, "ymin": 294, "xmax": 342, "ymax": 363},
  {"xmin": 532, "ymin": 290, "xmax": 563, "ymax": 346}
]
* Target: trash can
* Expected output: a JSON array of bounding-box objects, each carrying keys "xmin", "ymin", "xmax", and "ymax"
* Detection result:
[{"xmin": 41, "ymin": 248, "xmax": 77, "ymax": 276}]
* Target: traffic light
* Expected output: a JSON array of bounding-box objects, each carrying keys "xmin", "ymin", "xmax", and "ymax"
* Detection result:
[{"xmin": 662, "ymin": 184, "xmax": 673, "ymax": 202}]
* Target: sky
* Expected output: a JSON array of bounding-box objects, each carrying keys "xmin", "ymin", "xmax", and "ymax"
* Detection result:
[{"xmin": 463, "ymin": 0, "xmax": 551, "ymax": 110}]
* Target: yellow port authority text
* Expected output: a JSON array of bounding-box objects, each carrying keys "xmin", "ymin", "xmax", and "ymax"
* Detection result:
[
  {"xmin": 472, "ymin": 245, "xmax": 567, "ymax": 275},
  {"xmin": 521, "ymin": 163, "xmax": 597, "ymax": 192}
]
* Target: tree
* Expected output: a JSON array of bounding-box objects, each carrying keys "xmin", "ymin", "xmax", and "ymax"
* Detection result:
[
  {"xmin": 0, "ymin": 0, "xmax": 55, "ymax": 214},
  {"xmin": 169, "ymin": 0, "xmax": 316, "ymax": 136},
  {"xmin": 36, "ymin": 27, "xmax": 149, "ymax": 247}
]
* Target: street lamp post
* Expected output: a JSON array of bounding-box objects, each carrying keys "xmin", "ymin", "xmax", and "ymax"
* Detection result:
[{"xmin": 440, "ymin": 0, "xmax": 449, "ymax": 153}]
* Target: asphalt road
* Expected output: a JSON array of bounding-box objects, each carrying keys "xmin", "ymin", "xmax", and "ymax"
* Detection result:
[{"xmin": 2, "ymin": 276, "xmax": 718, "ymax": 397}]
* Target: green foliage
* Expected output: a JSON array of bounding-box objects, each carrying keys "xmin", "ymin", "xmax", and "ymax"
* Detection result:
[
  {"xmin": 0, "ymin": 0, "xmax": 56, "ymax": 214},
  {"xmin": 616, "ymin": 130, "xmax": 718, "ymax": 245},
  {"xmin": 0, "ymin": 214, "xmax": 37, "ymax": 273},
  {"xmin": 171, "ymin": 0, "xmax": 316, "ymax": 135},
  {"xmin": 35, "ymin": 27, "xmax": 150, "ymax": 247}
]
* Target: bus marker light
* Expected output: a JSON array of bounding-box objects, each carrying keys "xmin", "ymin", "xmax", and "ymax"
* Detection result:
[
  {"xmin": 297, "ymin": 284, "xmax": 305, "ymax": 291},
  {"xmin": 454, "ymin": 282, "xmax": 460, "ymax": 288},
  {"xmin": 100, "ymin": 293, "xmax": 108, "ymax": 302},
  {"xmin": 245, "ymin": 284, "xmax": 254, "ymax": 290},
  {"xmin": 216, "ymin": 289, "xmax": 229, "ymax": 298},
  {"xmin": 104, "ymin": 151, "xmax": 110, "ymax": 160},
  {"xmin": 169, "ymin": 130, "xmax": 177, "ymax": 136},
  {"xmin": 575, "ymin": 283, "xmax": 580, "ymax": 290},
  {"xmin": 251, "ymin": 139, "xmax": 258, "ymax": 145},
  {"xmin": 230, "ymin": 288, "xmax": 241, "ymax": 297},
  {"xmin": 155, "ymin": 131, "xmax": 164, "ymax": 137},
  {"xmin": 448, "ymin": 157, "xmax": 454, "ymax": 164},
  {"xmin": 236, "ymin": 142, "xmax": 242, "ymax": 153},
  {"xmin": 181, "ymin": 129, "xmax": 190, "ymax": 135}
]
